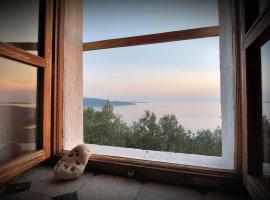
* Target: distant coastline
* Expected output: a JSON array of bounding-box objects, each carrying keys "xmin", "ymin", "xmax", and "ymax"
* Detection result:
[{"xmin": 83, "ymin": 97, "xmax": 145, "ymax": 107}]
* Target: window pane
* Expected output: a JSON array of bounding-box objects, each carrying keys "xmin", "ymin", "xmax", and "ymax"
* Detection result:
[
  {"xmin": 0, "ymin": 0, "xmax": 39, "ymax": 54},
  {"xmin": 261, "ymin": 40, "xmax": 270, "ymax": 176},
  {"xmin": 83, "ymin": 37, "xmax": 222, "ymax": 156},
  {"xmin": 83, "ymin": 0, "xmax": 219, "ymax": 42},
  {"xmin": 260, "ymin": 0, "xmax": 270, "ymax": 13},
  {"xmin": 0, "ymin": 57, "xmax": 38, "ymax": 165}
]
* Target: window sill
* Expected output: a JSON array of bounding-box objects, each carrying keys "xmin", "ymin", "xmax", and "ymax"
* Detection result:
[
  {"xmin": 58, "ymin": 144, "xmax": 240, "ymax": 191},
  {"xmin": 86, "ymin": 144, "xmax": 234, "ymax": 170}
]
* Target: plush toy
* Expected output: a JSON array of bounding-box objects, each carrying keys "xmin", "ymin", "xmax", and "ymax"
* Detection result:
[{"xmin": 54, "ymin": 144, "xmax": 91, "ymax": 180}]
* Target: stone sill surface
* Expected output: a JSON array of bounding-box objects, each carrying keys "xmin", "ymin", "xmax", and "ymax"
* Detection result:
[{"xmin": 86, "ymin": 144, "xmax": 234, "ymax": 170}]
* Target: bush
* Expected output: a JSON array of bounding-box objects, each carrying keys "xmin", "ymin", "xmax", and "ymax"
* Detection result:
[{"xmin": 84, "ymin": 102, "xmax": 222, "ymax": 156}]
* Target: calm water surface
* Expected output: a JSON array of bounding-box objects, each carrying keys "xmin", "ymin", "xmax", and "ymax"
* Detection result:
[{"xmin": 93, "ymin": 101, "xmax": 222, "ymax": 132}]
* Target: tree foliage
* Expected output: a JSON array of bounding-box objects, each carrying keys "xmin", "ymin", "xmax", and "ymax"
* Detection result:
[{"xmin": 84, "ymin": 102, "xmax": 222, "ymax": 156}]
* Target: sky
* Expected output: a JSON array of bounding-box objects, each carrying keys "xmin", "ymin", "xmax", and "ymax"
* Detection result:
[
  {"xmin": 83, "ymin": 0, "xmax": 219, "ymax": 42},
  {"xmin": 83, "ymin": 0, "xmax": 221, "ymax": 102},
  {"xmin": 83, "ymin": 37, "xmax": 220, "ymax": 102}
]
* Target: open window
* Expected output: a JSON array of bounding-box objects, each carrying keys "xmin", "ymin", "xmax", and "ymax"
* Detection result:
[
  {"xmin": 81, "ymin": 0, "xmax": 236, "ymax": 170},
  {"xmin": 5, "ymin": 0, "xmax": 244, "ymax": 192},
  {"xmin": 55, "ymin": 0, "xmax": 240, "ymax": 185},
  {"xmin": 0, "ymin": 0, "xmax": 53, "ymax": 183}
]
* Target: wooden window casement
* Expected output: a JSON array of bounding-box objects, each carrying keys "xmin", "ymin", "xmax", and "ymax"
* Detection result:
[
  {"xmin": 0, "ymin": 0, "xmax": 53, "ymax": 183},
  {"xmin": 240, "ymin": 0, "xmax": 270, "ymax": 198}
]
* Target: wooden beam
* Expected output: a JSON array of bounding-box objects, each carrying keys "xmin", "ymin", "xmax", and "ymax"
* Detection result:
[
  {"xmin": 52, "ymin": 0, "xmax": 65, "ymax": 155},
  {"xmin": 83, "ymin": 26, "xmax": 219, "ymax": 51},
  {"xmin": 43, "ymin": 0, "xmax": 54, "ymax": 159},
  {"xmin": 0, "ymin": 42, "xmax": 45, "ymax": 67},
  {"xmin": 0, "ymin": 151, "xmax": 45, "ymax": 184},
  {"xmin": 8, "ymin": 42, "xmax": 38, "ymax": 51}
]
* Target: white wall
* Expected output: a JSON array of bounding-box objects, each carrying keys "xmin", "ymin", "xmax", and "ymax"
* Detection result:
[
  {"xmin": 219, "ymin": 0, "xmax": 235, "ymax": 169},
  {"xmin": 63, "ymin": 0, "xmax": 84, "ymax": 150}
]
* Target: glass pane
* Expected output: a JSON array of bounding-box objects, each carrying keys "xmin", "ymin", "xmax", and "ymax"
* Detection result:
[
  {"xmin": 83, "ymin": 0, "xmax": 219, "ymax": 42},
  {"xmin": 261, "ymin": 40, "xmax": 270, "ymax": 176},
  {"xmin": 260, "ymin": 0, "xmax": 270, "ymax": 13},
  {"xmin": 0, "ymin": 57, "xmax": 38, "ymax": 165},
  {"xmin": 0, "ymin": 0, "xmax": 39, "ymax": 54},
  {"xmin": 83, "ymin": 37, "xmax": 222, "ymax": 156}
]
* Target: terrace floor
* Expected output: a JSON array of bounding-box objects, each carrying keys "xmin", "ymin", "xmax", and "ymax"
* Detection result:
[{"xmin": 0, "ymin": 165, "xmax": 251, "ymax": 200}]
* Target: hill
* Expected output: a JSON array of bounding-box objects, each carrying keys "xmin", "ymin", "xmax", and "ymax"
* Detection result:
[{"xmin": 83, "ymin": 97, "xmax": 136, "ymax": 107}]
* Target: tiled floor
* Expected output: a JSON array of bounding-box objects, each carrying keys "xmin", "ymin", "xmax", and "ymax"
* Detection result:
[{"xmin": 0, "ymin": 165, "xmax": 250, "ymax": 200}]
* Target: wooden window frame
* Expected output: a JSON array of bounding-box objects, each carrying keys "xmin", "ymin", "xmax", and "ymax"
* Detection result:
[
  {"xmin": 240, "ymin": 0, "xmax": 270, "ymax": 198},
  {"xmin": 83, "ymin": 26, "xmax": 219, "ymax": 51},
  {"xmin": 49, "ymin": 0, "xmax": 246, "ymax": 192},
  {"xmin": 0, "ymin": 0, "xmax": 53, "ymax": 184}
]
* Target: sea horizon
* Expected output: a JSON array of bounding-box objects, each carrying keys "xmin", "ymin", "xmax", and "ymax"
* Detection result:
[
  {"xmin": 83, "ymin": 97, "xmax": 270, "ymax": 132},
  {"xmin": 2, "ymin": 100, "xmax": 269, "ymax": 132},
  {"xmin": 87, "ymin": 99, "xmax": 222, "ymax": 132}
]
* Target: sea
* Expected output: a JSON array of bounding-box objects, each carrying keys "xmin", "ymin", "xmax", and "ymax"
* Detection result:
[
  {"xmin": 92, "ymin": 101, "xmax": 222, "ymax": 132},
  {"xmin": 91, "ymin": 101, "xmax": 270, "ymax": 132}
]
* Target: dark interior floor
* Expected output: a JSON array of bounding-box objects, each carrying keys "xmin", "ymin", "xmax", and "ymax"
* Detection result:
[{"xmin": 0, "ymin": 165, "xmax": 251, "ymax": 200}]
